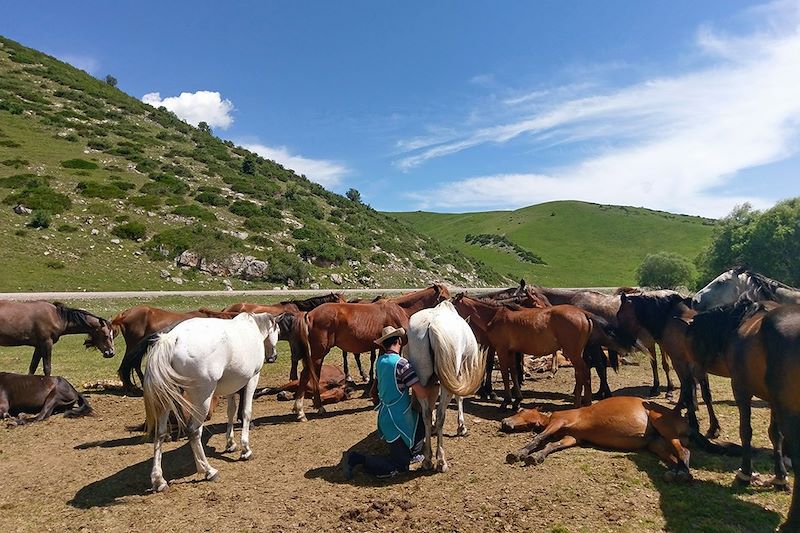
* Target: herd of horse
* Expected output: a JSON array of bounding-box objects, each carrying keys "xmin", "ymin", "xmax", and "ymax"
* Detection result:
[{"xmin": 1, "ymin": 266, "xmax": 800, "ymax": 529}]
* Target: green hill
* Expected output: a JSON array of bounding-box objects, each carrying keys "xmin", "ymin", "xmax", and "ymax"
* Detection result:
[
  {"xmin": 389, "ymin": 201, "xmax": 716, "ymax": 287},
  {"xmin": 0, "ymin": 36, "xmax": 501, "ymax": 291}
]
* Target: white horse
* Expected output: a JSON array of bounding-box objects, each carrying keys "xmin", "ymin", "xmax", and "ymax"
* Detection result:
[
  {"xmin": 692, "ymin": 267, "xmax": 800, "ymax": 311},
  {"xmin": 404, "ymin": 300, "xmax": 486, "ymax": 472},
  {"xmin": 143, "ymin": 312, "xmax": 280, "ymax": 492}
]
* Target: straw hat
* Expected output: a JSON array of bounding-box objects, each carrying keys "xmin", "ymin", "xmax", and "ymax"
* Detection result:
[{"xmin": 374, "ymin": 325, "xmax": 406, "ymax": 347}]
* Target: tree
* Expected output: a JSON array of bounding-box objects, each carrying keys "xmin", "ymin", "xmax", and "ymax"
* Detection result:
[
  {"xmin": 346, "ymin": 188, "xmax": 362, "ymax": 203},
  {"xmin": 104, "ymin": 75, "xmax": 118, "ymax": 88},
  {"xmin": 241, "ymin": 157, "xmax": 256, "ymax": 175},
  {"xmin": 636, "ymin": 251, "xmax": 696, "ymax": 289},
  {"xmin": 197, "ymin": 121, "xmax": 211, "ymax": 135},
  {"xmin": 695, "ymin": 198, "xmax": 800, "ymax": 287}
]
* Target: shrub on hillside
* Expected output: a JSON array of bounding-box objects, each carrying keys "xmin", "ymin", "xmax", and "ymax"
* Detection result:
[
  {"xmin": 195, "ymin": 191, "xmax": 229, "ymax": 207},
  {"xmin": 128, "ymin": 194, "xmax": 162, "ymax": 209},
  {"xmin": 61, "ymin": 158, "xmax": 98, "ymax": 170},
  {"xmin": 27, "ymin": 209, "xmax": 51, "ymax": 228},
  {"xmin": 265, "ymin": 252, "xmax": 309, "ymax": 284},
  {"xmin": 112, "ymin": 221, "xmax": 147, "ymax": 240},
  {"xmin": 76, "ymin": 180, "xmax": 128, "ymax": 199},
  {"xmin": 2, "ymin": 184, "xmax": 71, "ymax": 214},
  {"xmin": 140, "ymin": 173, "xmax": 189, "ymax": 195},
  {"xmin": 636, "ymin": 252, "xmax": 696, "ymax": 289},
  {"xmin": 244, "ymin": 215, "xmax": 283, "ymax": 233},
  {"xmin": 57, "ymin": 223, "xmax": 78, "ymax": 233},
  {"xmin": 229, "ymin": 200, "xmax": 261, "ymax": 218},
  {"xmin": 0, "ymin": 173, "xmax": 49, "ymax": 189},
  {"xmin": 172, "ymin": 204, "xmax": 217, "ymax": 221},
  {"xmin": 296, "ymin": 238, "xmax": 356, "ymax": 266},
  {"xmin": 146, "ymin": 225, "xmax": 244, "ymax": 261}
]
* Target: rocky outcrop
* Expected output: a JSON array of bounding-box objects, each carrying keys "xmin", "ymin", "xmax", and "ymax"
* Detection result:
[{"xmin": 175, "ymin": 251, "xmax": 268, "ymax": 281}]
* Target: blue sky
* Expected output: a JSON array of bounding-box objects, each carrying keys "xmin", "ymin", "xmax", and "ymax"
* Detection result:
[{"xmin": 3, "ymin": 1, "xmax": 800, "ymax": 217}]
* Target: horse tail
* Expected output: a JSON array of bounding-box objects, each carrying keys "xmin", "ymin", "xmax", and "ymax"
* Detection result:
[
  {"xmin": 430, "ymin": 321, "xmax": 487, "ymax": 397},
  {"xmin": 298, "ymin": 312, "xmax": 320, "ymax": 398},
  {"xmin": 61, "ymin": 378, "xmax": 94, "ymax": 418},
  {"xmin": 110, "ymin": 310, "xmax": 127, "ymax": 338},
  {"xmin": 143, "ymin": 332, "xmax": 199, "ymax": 436}
]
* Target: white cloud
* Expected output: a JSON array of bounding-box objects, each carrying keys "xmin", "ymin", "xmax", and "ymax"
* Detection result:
[
  {"xmin": 59, "ymin": 54, "xmax": 98, "ymax": 74},
  {"xmin": 241, "ymin": 143, "xmax": 348, "ymax": 188},
  {"xmin": 399, "ymin": 0, "xmax": 800, "ymax": 217},
  {"xmin": 141, "ymin": 90, "xmax": 234, "ymax": 130}
]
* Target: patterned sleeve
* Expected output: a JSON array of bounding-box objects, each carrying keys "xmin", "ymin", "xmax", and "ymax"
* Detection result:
[{"xmin": 395, "ymin": 357, "xmax": 420, "ymax": 390}]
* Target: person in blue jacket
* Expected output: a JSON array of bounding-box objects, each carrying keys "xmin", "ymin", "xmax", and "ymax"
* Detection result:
[{"xmin": 341, "ymin": 325, "xmax": 432, "ymax": 479}]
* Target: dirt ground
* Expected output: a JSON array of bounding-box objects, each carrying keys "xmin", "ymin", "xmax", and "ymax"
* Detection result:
[{"xmin": 0, "ymin": 355, "xmax": 792, "ymax": 533}]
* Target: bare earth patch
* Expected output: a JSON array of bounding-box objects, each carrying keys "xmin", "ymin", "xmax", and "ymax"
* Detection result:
[{"xmin": 0, "ymin": 357, "xmax": 791, "ymax": 532}]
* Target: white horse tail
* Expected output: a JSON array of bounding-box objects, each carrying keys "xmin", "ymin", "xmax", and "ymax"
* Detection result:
[
  {"xmin": 430, "ymin": 321, "xmax": 487, "ymax": 397},
  {"xmin": 143, "ymin": 333, "xmax": 200, "ymax": 436}
]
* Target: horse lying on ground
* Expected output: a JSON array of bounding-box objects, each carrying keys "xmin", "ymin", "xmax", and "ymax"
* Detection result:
[
  {"xmin": 0, "ymin": 371, "xmax": 92, "ymax": 423},
  {"xmin": 503, "ymin": 396, "xmax": 739, "ymax": 480},
  {"xmin": 405, "ymin": 300, "xmax": 486, "ymax": 472},
  {"xmin": 684, "ymin": 300, "xmax": 800, "ymax": 531},
  {"xmin": 254, "ymin": 364, "xmax": 353, "ymax": 405},
  {"xmin": 0, "ymin": 301, "xmax": 114, "ymax": 376},
  {"xmin": 143, "ymin": 313, "xmax": 280, "ymax": 492}
]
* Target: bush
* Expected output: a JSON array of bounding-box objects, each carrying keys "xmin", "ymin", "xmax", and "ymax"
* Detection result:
[
  {"xmin": 195, "ymin": 191, "xmax": 229, "ymax": 207},
  {"xmin": 76, "ymin": 180, "xmax": 128, "ymax": 199},
  {"xmin": 27, "ymin": 209, "xmax": 51, "ymax": 228},
  {"xmin": 244, "ymin": 215, "xmax": 282, "ymax": 233},
  {"xmin": 229, "ymin": 200, "xmax": 261, "ymax": 218},
  {"xmin": 0, "ymin": 173, "xmax": 49, "ymax": 189},
  {"xmin": 57, "ymin": 223, "xmax": 78, "ymax": 232},
  {"xmin": 86, "ymin": 202, "xmax": 115, "ymax": 215},
  {"xmin": 112, "ymin": 221, "xmax": 147, "ymax": 240},
  {"xmin": 172, "ymin": 204, "xmax": 217, "ymax": 221},
  {"xmin": 140, "ymin": 173, "xmax": 189, "ymax": 195},
  {"xmin": 296, "ymin": 238, "xmax": 356, "ymax": 266},
  {"xmin": 3, "ymin": 184, "xmax": 71, "ymax": 214},
  {"xmin": 265, "ymin": 251, "xmax": 309, "ymax": 284},
  {"xmin": 636, "ymin": 252, "xmax": 696, "ymax": 289},
  {"xmin": 146, "ymin": 225, "xmax": 244, "ymax": 261},
  {"xmin": 61, "ymin": 158, "xmax": 98, "ymax": 170},
  {"xmin": 45, "ymin": 260, "xmax": 65, "ymax": 270},
  {"xmin": 128, "ymin": 194, "xmax": 162, "ymax": 208}
]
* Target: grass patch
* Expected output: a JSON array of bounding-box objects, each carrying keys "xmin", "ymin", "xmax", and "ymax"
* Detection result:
[{"xmin": 61, "ymin": 158, "xmax": 98, "ymax": 170}]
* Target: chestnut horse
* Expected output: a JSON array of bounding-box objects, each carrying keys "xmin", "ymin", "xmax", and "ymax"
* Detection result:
[
  {"xmin": 451, "ymin": 294, "xmax": 595, "ymax": 409},
  {"xmin": 255, "ymin": 364, "xmax": 352, "ymax": 405},
  {"xmin": 684, "ymin": 300, "xmax": 800, "ymax": 531},
  {"xmin": 0, "ymin": 301, "xmax": 114, "ymax": 376},
  {"xmin": 293, "ymin": 285, "xmax": 449, "ymax": 421},
  {"xmin": 112, "ymin": 306, "xmax": 240, "ymax": 390},
  {"xmin": 502, "ymin": 396, "xmax": 738, "ymax": 480}
]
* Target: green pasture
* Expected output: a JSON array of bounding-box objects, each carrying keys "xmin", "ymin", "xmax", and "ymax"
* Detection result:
[{"xmin": 391, "ymin": 201, "xmax": 715, "ymax": 287}]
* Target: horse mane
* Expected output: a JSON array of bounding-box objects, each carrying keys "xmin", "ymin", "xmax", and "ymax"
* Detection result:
[
  {"xmin": 688, "ymin": 296, "xmax": 767, "ymax": 368},
  {"xmin": 741, "ymin": 269, "xmax": 798, "ymax": 298},
  {"xmin": 280, "ymin": 292, "xmax": 343, "ymax": 311},
  {"xmin": 614, "ymin": 286, "xmax": 640, "ymax": 295},
  {"xmin": 623, "ymin": 293, "xmax": 685, "ymax": 340},
  {"xmin": 54, "ymin": 302, "xmax": 109, "ymax": 328}
]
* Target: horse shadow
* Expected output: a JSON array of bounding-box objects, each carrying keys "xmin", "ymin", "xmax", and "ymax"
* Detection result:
[
  {"xmin": 304, "ymin": 430, "xmax": 435, "ymax": 487},
  {"xmin": 629, "ymin": 453, "xmax": 781, "ymax": 532},
  {"xmin": 462, "ymin": 395, "xmax": 575, "ymax": 422},
  {"xmin": 250, "ymin": 404, "xmax": 373, "ymax": 427},
  {"xmin": 70, "ymin": 431, "xmax": 215, "ymax": 508}
]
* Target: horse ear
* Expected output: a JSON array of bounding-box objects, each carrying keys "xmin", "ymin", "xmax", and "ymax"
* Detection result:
[
  {"xmin": 464, "ymin": 315, "xmax": 471, "ymax": 324},
  {"xmin": 676, "ymin": 316, "xmax": 694, "ymax": 326}
]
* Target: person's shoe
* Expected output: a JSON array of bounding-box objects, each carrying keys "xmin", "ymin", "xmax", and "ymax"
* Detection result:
[
  {"xmin": 410, "ymin": 454, "xmax": 425, "ymax": 465},
  {"xmin": 340, "ymin": 452, "xmax": 355, "ymax": 481},
  {"xmin": 376, "ymin": 469, "xmax": 400, "ymax": 479}
]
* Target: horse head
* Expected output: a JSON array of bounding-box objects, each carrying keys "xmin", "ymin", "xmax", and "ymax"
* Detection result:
[
  {"xmin": 85, "ymin": 317, "xmax": 116, "ymax": 358},
  {"xmin": 501, "ymin": 408, "xmax": 551, "ymax": 433},
  {"xmin": 692, "ymin": 268, "xmax": 753, "ymax": 311},
  {"xmin": 433, "ymin": 283, "xmax": 451, "ymax": 303},
  {"xmin": 251, "ymin": 312, "xmax": 281, "ymax": 362}
]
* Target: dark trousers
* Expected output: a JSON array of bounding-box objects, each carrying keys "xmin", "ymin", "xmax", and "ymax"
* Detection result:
[{"xmin": 353, "ymin": 416, "xmax": 426, "ymax": 476}]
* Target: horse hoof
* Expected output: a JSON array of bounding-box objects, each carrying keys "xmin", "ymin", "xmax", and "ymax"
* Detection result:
[
  {"xmin": 317, "ymin": 406, "xmax": 326, "ymax": 414},
  {"xmin": 224, "ymin": 443, "xmax": 237, "ymax": 453},
  {"xmin": 437, "ymin": 462, "xmax": 449, "ymax": 473},
  {"xmin": 523, "ymin": 453, "xmax": 544, "ymax": 466},
  {"xmin": 421, "ymin": 459, "xmax": 434, "ymax": 471},
  {"xmin": 506, "ymin": 452, "xmax": 522, "ymax": 464},
  {"xmin": 150, "ymin": 481, "xmax": 169, "ymax": 493},
  {"xmin": 648, "ymin": 387, "xmax": 659, "ymax": 398},
  {"xmin": 456, "ymin": 427, "xmax": 468, "ymax": 437},
  {"xmin": 705, "ymin": 427, "xmax": 721, "ymax": 440},
  {"xmin": 663, "ymin": 469, "xmax": 676, "ymax": 483},
  {"xmin": 675, "ymin": 470, "xmax": 692, "ymax": 483},
  {"xmin": 240, "ymin": 449, "xmax": 252, "ymax": 461},
  {"xmin": 769, "ymin": 477, "xmax": 791, "ymax": 492},
  {"xmin": 206, "ymin": 469, "xmax": 220, "ymax": 482},
  {"xmin": 296, "ymin": 413, "xmax": 307, "ymax": 422},
  {"xmin": 733, "ymin": 469, "xmax": 753, "ymax": 486}
]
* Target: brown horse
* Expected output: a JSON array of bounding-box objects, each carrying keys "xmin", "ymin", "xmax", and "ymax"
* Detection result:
[
  {"xmin": 111, "ymin": 305, "xmax": 240, "ymax": 390},
  {"xmin": 530, "ymin": 283, "xmax": 676, "ymax": 399},
  {"xmin": 616, "ymin": 292, "xmax": 723, "ymax": 438},
  {"xmin": 451, "ymin": 294, "xmax": 595, "ymax": 409},
  {"xmin": 0, "ymin": 371, "xmax": 93, "ymax": 423},
  {"xmin": 254, "ymin": 364, "xmax": 352, "ymax": 405},
  {"xmin": 684, "ymin": 300, "xmax": 800, "ymax": 531},
  {"xmin": 0, "ymin": 301, "xmax": 114, "ymax": 376},
  {"xmin": 293, "ymin": 285, "xmax": 449, "ymax": 421},
  {"xmin": 502, "ymin": 396, "xmax": 738, "ymax": 480}
]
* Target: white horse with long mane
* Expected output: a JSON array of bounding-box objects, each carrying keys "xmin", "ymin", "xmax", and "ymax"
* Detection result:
[
  {"xmin": 143, "ymin": 312, "xmax": 280, "ymax": 492},
  {"xmin": 692, "ymin": 267, "xmax": 800, "ymax": 311},
  {"xmin": 404, "ymin": 300, "xmax": 486, "ymax": 472}
]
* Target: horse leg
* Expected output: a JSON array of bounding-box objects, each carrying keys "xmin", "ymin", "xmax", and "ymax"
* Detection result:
[
  {"xmin": 456, "ymin": 396, "xmax": 467, "ymax": 437},
  {"xmin": 647, "ymin": 437, "xmax": 692, "ymax": 482},
  {"xmin": 342, "ymin": 350, "xmax": 353, "ymax": 383},
  {"xmin": 224, "ymin": 395, "xmax": 238, "ymax": 453},
  {"xmin": 289, "ymin": 340, "xmax": 299, "ymax": 381},
  {"xmin": 150, "ymin": 411, "xmax": 170, "ymax": 492},
  {"xmin": 523, "ymin": 435, "xmax": 579, "ymax": 466},
  {"xmin": 435, "ymin": 389, "xmax": 452, "ymax": 472},
  {"xmin": 238, "ymin": 374, "xmax": 260, "ymax": 460},
  {"xmin": 355, "ymin": 352, "xmax": 368, "ymax": 382},
  {"xmin": 734, "ymin": 391, "xmax": 755, "ymax": 485},
  {"xmin": 31, "ymin": 387, "xmax": 62, "ymax": 422},
  {"xmin": 767, "ymin": 409, "xmax": 789, "ymax": 490},
  {"xmin": 649, "ymin": 349, "xmax": 660, "ymax": 398},
  {"xmin": 778, "ymin": 413, "xmax": 800, "ymax": 530},
  {"xmin": 570, "ymin": 353, "xmax": 591, "ymax": 407},
  {"xmin": 313, "ymin": 360, "xmax": 325, "ymax": 413},
  {"xmin": 293, "ymin": 365, "xmax": 309, "ymax": 422},
  {"xmin": 40, "ymin": 341, "xmax": 54, "ymax": 377},
  {"xmin": 516, "ymin": 352, "xmax": 525, "ymax": 385},
  {"xmin": 661, "ymin": 348, "xmax": 676, "ymax": 401},
  {"xmin": 506, "ymin": 419, "xmax": 566, "ymax": 463},
  {"xmin": 185, "ymin": 394, "xmax": 217, "ymax": 482},
  {"xmin": 587, "ymin": 344, "xmax": 611, "ymax": 400},
  {"xmin": 698, "ymin": 373, "xmax": 721, "ymax": 439},
  {"xmin": 498, "ymin": 350, "xmax": 513, "ymax": 411},
  {"xmin": 28, "ymin": 346, "xmax": 43, "ymax": 375},
  {"xmin": 418, "ymin": 394, "xmax": 435, "ymax": 471}
]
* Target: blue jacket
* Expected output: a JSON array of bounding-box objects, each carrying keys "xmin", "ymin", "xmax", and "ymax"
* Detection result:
[{"xmin": 375, "ymin": 352, "xmax": 419, "ymax": 448}]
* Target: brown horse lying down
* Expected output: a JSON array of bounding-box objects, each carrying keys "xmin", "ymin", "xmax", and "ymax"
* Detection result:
[
  {"xmin": 503, "ymin": 396, "xmax": 739, "ymax": 480},
  {"xmin": 254, "ymin": 364, "xmax": 352, "ymax": 405},
  {"xmin": 0, "ymin": 371, "xmax": 92, "ymax": 423}
]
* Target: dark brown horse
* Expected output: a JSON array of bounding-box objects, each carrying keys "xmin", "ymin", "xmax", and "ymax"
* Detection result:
[
  {"xmin": 530, "ymin": 283, "xmax": 676, "ymax": 399},
  {"xmin": 0, "ymin": 371, "xmax": 93, "ymax": 423},
  {"xmin": 684, "ymin": 300, "xmax": 800, "ymax": 531},
  {"xmin": 112, "ymin": 305, "xmax": 240, "ymax": 390},
  {"xmin": 616, "ymin": 292, "xmax": 723, "ymax": 438},
  {"xmin": 0, "ymin": 301, "xmax": 114, "ymax": 376},
  {"xmin": 451, "ymin": 294, "xmax": 596, "ymax": 409},
  {"xmin": 293, "ymin": 286, "xmax": 448, "ymax": 421}
]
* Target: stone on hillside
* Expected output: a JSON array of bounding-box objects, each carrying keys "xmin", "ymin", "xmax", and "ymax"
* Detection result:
[
  {"xmin": 171, "ymin": 277, "xmax": 184, "ymax": 285},
  {"xmin": 287, "ymin": 278, "xmax": 295, "ymax": 288},
  {"xmin": 309, "ymin": 283, "xmax": 320, "ymax": 290},
  {"xmin": 176, "ymin": 250, "xmax": 201, "ymax": 268},
  {"xmin": 159, "ymin": 269, "xmax": 170, "ymax": 279},
  {"xmin": 90, "ymin": 229, "xmax": 99, "ymax": 235},
  {"xmin": 330, "ymin": 273, "xmax": 343, "ymax": 285},
  {"xmin": 110, "ymin": 238, "xmax": 121, "ymax": 245},
  {"xmin": 239, "ymin": 256, "xmax": 268, "ymax": 280},
  {"xmin": 13, "ymin": 204, "xmax": 32, "ymax": 215}
]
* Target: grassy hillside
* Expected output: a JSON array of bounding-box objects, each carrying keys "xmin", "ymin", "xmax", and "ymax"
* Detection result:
[
  {"xmin": 390, "ymin": 201, "xmax": 715, "ymax": 287},
  {"xmin": 0, "ymin": 36, "xmax": 501, "ymax": 291}
]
